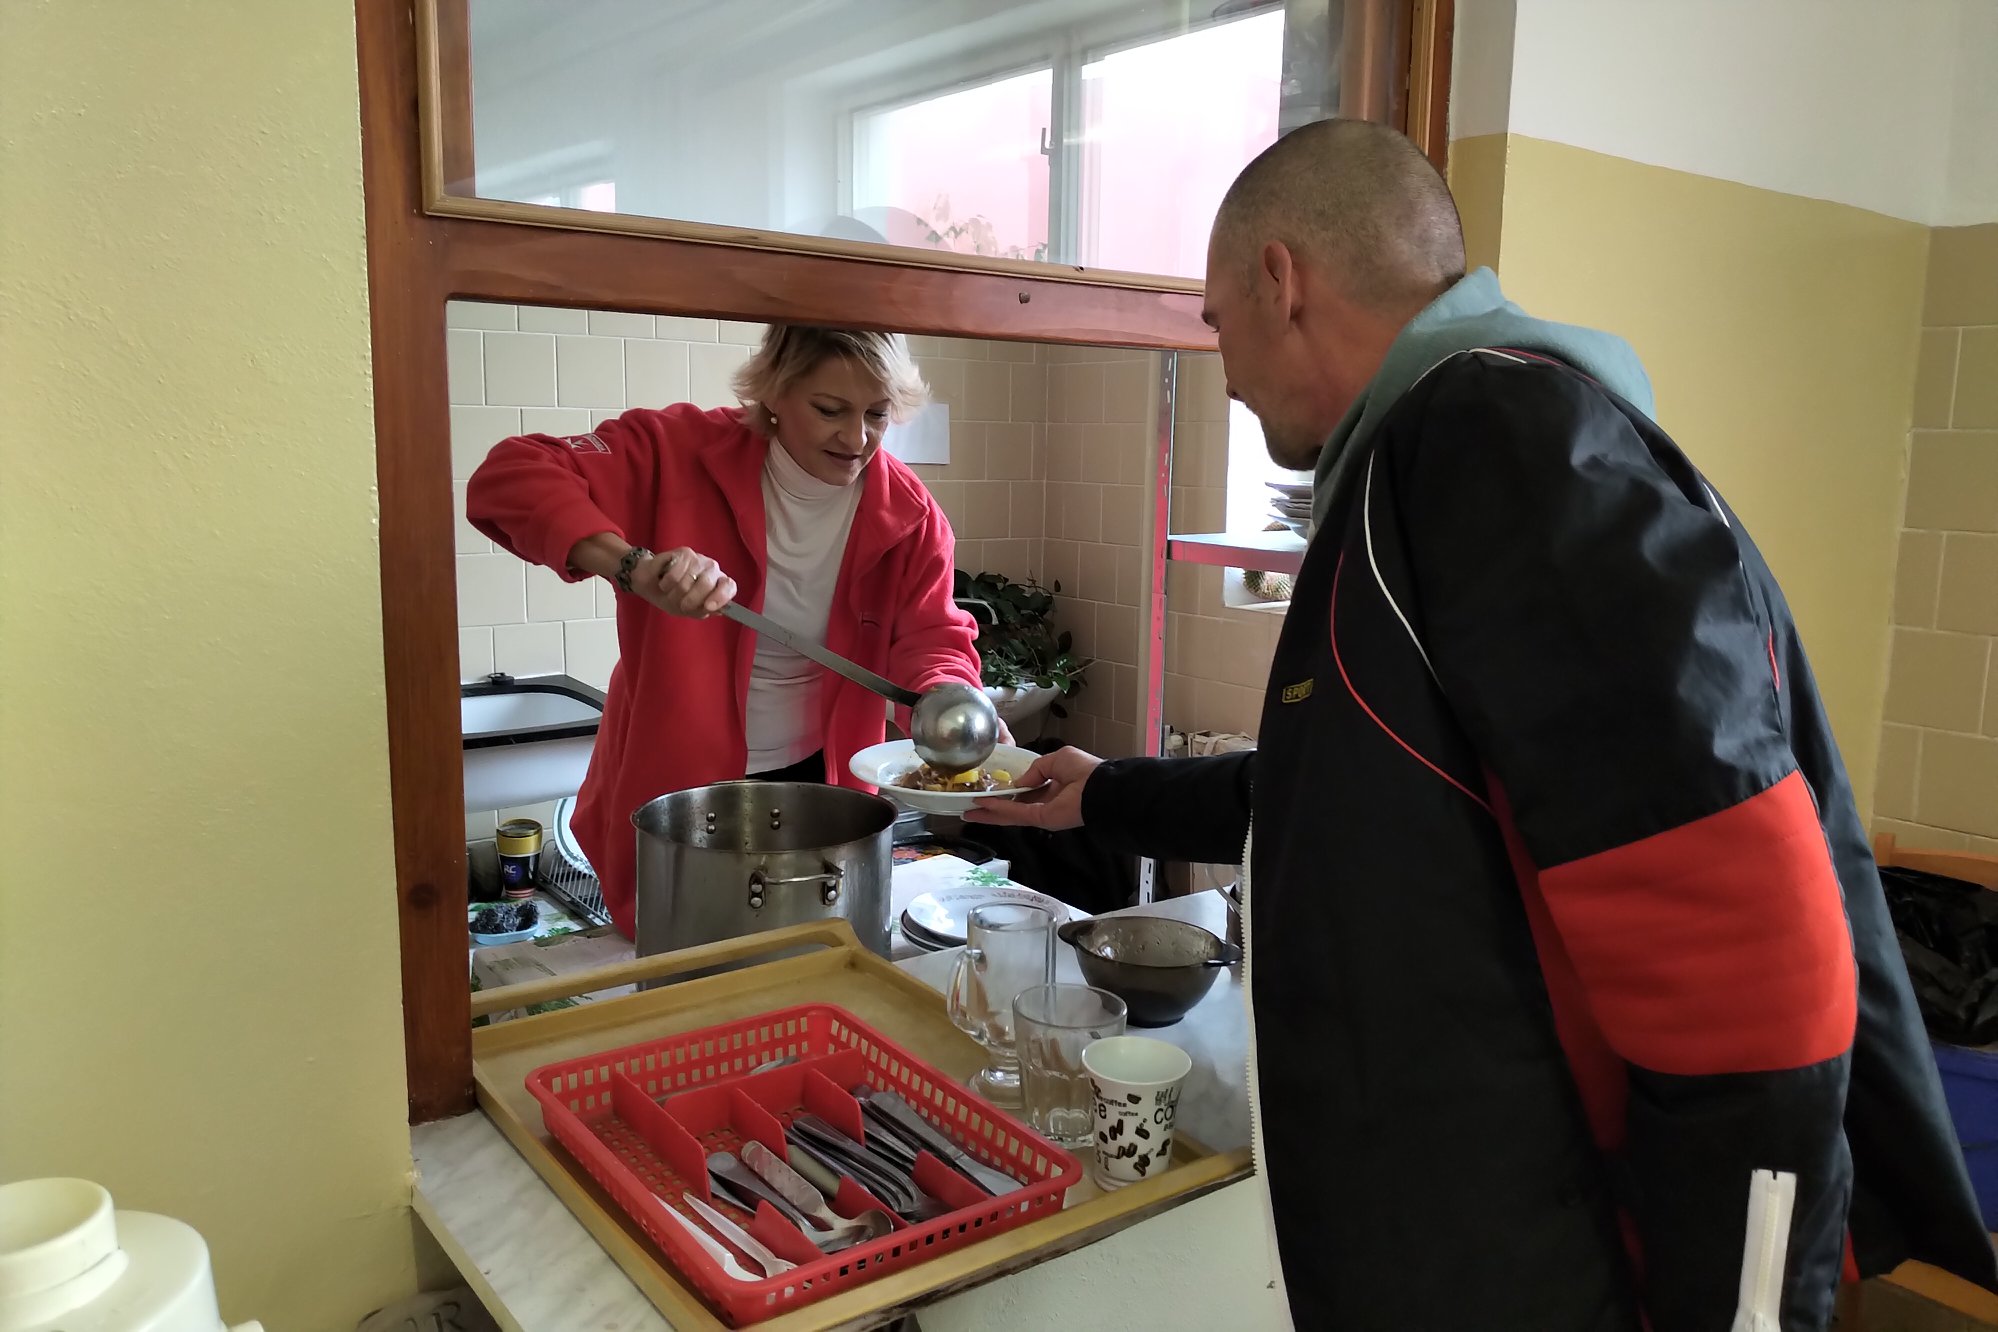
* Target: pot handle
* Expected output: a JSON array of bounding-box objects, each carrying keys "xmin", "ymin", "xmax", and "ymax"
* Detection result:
[{"xmin": 747, "ymin": 861, "xmax": 844, "ymax": 910}]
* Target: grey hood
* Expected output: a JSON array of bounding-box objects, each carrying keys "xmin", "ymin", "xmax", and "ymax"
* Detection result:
[{"xmin": 1311, "ymin": 267, "xmax": 1656, "ymax": 529}]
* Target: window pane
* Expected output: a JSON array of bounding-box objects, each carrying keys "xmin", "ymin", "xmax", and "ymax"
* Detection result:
[
  {"xmin": 1079, "ymin": 13, "xmax": 1285, "ymax": 278},
  {"xmin": 459, "ymin": 0, "xmax": 1322, "ymax": 279},
  {"xmin": 853, "ymin": 69, "xmax": 1052, "ymax": 262},
  {"xmin": 573, "ymin": 180, "xmax": 617, "ymax": 213}
]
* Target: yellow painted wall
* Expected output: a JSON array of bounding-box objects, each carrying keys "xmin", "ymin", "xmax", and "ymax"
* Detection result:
[
  {"xmin": 0, "ymin": 4, "xmax": 419, "ymax": 1327},
  {"xmin": 1450, "ymin": 133, "xmax": 1930, "ymax": 818}
]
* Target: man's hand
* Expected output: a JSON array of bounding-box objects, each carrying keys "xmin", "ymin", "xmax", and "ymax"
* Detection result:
[{"xmin": 964, "ymin": 746, "xmax": 1102, "ymax": 831}]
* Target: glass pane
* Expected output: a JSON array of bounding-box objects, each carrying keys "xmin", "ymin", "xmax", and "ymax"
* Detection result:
[
  {"xmin": 853, "ymin": 68, "xmax": 1053, "ymax": 262},
  {"xmin": 1079, "ymin": 13, "xmax": 1286, "ymax": 278},
  {"xmin": 453, "ymin": 0, "xmax": 1335, "ymax": 280}
]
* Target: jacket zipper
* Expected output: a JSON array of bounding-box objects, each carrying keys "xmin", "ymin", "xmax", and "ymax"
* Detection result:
[
  {"xmin": 1731, "ymin": 1168, "xmax": 1795, "ymax": 1332},
  {"xmin": 1238, "ymin": 820, "xmax": 1291, "ymax": 1308}
]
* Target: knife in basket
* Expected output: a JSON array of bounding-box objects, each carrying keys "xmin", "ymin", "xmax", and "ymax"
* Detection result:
[
  {"xmin": 681, "ymin": 1192, "xmax": 796, "ymax": 1277},
  {"xmin": 853, "ymin": 1087, "xmax": 1024, "ymax": 1196},
  {"xmin": 787, "ymin": 1118, "xmax": 913, "ymax": 1209},
  {"xmin": 787, "ymin": 1118, "xmax": 953, "ymax": 1221},
  {"xmin": 654, "ymin": 1199, "xmax": 759, "ymax": 1284}
]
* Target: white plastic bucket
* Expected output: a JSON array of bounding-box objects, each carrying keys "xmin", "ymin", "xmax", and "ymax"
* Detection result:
[{"xmin": 0, "ymin": 1178, "xmax": 260, "ymax": 1332}]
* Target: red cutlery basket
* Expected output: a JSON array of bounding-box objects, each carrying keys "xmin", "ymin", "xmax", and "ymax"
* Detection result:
[{"xmin": 526, "ymin": 1002, "xmax": 1083, "ymax": 1325}]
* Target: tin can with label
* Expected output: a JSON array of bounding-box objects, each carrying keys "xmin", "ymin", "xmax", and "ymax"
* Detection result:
[{"xmin": 496, "ymin": 818, "xmax": 543, "ymax": 899}]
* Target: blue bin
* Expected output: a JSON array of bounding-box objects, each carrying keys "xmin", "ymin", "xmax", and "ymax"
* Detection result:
[{"xmin": 1933, "ymin": 1041, "xmax": 1998, "ymax": 1228}]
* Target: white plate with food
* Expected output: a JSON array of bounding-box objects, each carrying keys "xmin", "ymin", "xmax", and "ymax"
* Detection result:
[{"xmin": 849, "ymin": 740, "xmax": 1044, "ymax": 815}]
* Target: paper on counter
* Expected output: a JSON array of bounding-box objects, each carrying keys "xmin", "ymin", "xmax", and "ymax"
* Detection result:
[{"xmin": 470, "ymin": 925, "xmax": 637, "ymax": 1025}]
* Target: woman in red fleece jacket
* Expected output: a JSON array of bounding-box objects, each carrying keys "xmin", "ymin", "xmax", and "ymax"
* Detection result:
[{"xmin": 467, "ymin": 325, "xmax": 985, "ymax": 939}]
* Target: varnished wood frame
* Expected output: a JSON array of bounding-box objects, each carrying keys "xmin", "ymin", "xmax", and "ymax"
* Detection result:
[
  {"xmin": 413, "ymin": 0, "xmax": 1452, "ymax": 294},
  {"xmin": 361, "ymin": 0, "xmax": 1454, "ymax": 1121}
]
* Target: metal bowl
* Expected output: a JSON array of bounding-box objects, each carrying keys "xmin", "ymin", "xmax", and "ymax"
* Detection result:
[{"xmin": 1058, "ymin": 916, "xmax": 1240, "ymax": 1027}]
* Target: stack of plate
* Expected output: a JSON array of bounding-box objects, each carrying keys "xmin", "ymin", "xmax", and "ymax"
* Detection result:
[
  {"xmin": 899, "ymin": 883, "xmax": 1074, "ymax": 952},
  {"xmin": 1266, "ymin": 480, "xmax": 1313, "ymax": 535}
]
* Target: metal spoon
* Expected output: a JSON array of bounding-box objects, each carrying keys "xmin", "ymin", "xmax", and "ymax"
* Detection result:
[
  {"xmin": 708, "ymin": 1151, "xmax": 814, "ymax": 1232},
  {"xmin": 718, "ymin": 603, "xmax": 997, "ymax": 773},
  {"xmin": 741, "ymin": 1141, "xmax": 895, "ymax": 1244}
]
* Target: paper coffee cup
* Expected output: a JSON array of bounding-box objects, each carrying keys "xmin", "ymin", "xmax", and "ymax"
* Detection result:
[{"xmin": 1083, "ymin": 1035, "xmax": 1192, "ymax": 1189}]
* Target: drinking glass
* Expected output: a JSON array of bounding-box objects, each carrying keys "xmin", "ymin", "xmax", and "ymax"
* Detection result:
[
  {"xmin": 946, "ymin": 903, "xmax": 1056, "ymax": 1105},
  {"xmin": 1014, "ymin": 983, "xmax": 1128, "ymax": 1147}
]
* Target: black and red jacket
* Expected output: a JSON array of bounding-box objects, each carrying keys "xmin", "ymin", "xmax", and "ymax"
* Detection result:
[{"xmin": 1084, "ymin": 350, "xmax": 1995, "ymax": 1329}]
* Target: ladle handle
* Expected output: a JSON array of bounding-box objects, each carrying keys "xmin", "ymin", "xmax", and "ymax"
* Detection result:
[{"xmin": 719, "ymin": 602, "xmax": 919, "ymax": 707}]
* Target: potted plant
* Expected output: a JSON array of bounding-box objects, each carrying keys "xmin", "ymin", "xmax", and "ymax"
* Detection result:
[{"xmin": 955, "ymin": 570, "xmax": 1090, "ymax": 742}]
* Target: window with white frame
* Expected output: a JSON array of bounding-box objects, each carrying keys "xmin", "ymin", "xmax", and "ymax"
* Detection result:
[
  {"xmin": 847, "ymin": 7, "xmax": 1282, "ymax": 278},
  {"xmin": 850, "ymin": 68, "xmax": 1053, "ymax": 261}
]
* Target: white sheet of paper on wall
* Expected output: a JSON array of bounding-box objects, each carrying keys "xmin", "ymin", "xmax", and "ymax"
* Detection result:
[{"xmin": 883, "ymin": 401, "xmax": 949, "ymax": 466}]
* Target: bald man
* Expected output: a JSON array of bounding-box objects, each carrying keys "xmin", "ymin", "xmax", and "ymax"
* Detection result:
[{"xmin": 971, "ymin": 120, "xmax": 1994, "ymax": 1329}]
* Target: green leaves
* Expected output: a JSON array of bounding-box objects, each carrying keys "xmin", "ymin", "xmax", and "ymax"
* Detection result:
[{"xmin": 960, "ymin": 570, "xmax": 1091, "ymax": 700}]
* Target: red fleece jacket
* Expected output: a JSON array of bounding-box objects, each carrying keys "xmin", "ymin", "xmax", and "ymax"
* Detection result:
[{"xmin": 466, "ymin": 404, "xmax": 979, "ymax": 937}]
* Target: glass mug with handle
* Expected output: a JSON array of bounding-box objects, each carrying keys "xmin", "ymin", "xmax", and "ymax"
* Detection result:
[{"xmin": 946, "ymin": 902, "xmax": 1057, "ymax": 1106}]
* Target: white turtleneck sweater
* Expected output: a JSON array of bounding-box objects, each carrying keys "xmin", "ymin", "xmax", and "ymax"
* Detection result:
[{"xmin": 744, "ymin": 441, "xmax": 864, "ymax": 773}]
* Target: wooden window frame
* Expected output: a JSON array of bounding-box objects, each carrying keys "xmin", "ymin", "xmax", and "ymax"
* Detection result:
[{"xmin": 362, "ymin": 0, "xmax": 1452, "ymax": 1122}]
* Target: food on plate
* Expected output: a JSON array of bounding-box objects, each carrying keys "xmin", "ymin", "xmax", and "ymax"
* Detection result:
[{"xmin": 895, "ymin": 762, "xmax": 1014, "ymax": 793}]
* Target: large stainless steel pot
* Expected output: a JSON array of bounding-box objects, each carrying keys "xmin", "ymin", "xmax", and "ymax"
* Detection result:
[{"xmin": 632, "ymin": 782, "xmax": 894, "ymax": 969}]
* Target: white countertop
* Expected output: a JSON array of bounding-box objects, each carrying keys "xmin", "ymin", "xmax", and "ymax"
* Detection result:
[{"xmin": 413, "ymin": 891, "xmax": 1260, "ymax": 1331}]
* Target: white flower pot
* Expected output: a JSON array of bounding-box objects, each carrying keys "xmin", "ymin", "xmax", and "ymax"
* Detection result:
[{"xmin": 985, "ymin": 683, "xmax": 1064, "ymax": 743}]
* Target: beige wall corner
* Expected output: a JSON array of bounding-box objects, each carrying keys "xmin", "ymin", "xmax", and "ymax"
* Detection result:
[
  {"xmin": 1876, "ymin": 222, "xmax": 1998, "ymax": 853},
  {"xmin": 1447, "ymin": 132, "xmax": 1509, "ymax": 274},
  {"xmin": 0, "ymin": 4, "xmax": 418, "ymax": 1329},
  {"xmin": 1479, "ymin": 137, "xmax": 1930, "ymax": 817}
]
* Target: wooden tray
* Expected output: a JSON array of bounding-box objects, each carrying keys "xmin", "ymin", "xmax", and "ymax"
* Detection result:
[{"xmin": 470, "ymin": 919, "xmax": 1252, "ymax": 1331}]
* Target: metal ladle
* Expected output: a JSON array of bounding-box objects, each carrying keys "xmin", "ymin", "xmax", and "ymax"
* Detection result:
[{"xmin": 718, "ymin": 602, "xmax": 997, "ymax": 774}]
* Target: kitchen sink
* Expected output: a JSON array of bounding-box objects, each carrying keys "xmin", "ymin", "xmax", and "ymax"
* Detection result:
[{"xmin": 461, "ymin": 673, "xmax": 605, "ymax": 812}]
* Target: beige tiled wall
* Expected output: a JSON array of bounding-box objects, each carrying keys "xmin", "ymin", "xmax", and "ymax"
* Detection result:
[
  {"xmin": 1038, "ymin": 345, "xmax": 1157, "ymax": 758},
  {"xmin": 1163, "ymin": 353, "xmax": 1285, "ymax": 741},
  {"xmin": 901, "ymin": 335, "xmax": 1047, "ymax": 586},
  {"xmin": 1874, "ymin": 223, "xmax": 1998, "ymax": 855}
]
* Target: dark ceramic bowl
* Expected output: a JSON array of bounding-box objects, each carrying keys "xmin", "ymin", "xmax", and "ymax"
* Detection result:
[{"xmin": 1058, "ymin": 916, "xmax": 1240, "ymax": 1027}]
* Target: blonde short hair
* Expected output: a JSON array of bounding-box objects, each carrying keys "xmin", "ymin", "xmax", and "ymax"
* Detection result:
[{"xmin": 731, "ymin": 325, "xmax": 929, "ymax": 436}]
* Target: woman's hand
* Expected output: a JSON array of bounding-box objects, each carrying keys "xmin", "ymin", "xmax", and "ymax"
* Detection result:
[{"xmin": 635, "ymin": 547, "xmax": 736, "ymax": 619}]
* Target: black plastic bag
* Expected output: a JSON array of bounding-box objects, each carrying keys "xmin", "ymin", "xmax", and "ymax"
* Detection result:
[{"xmin": 1883, "ymin": 865, "xmax": 1998, "ymax": 1046}]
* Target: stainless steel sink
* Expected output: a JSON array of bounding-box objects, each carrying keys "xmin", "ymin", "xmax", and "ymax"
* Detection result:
[{"xmin": 461, "ymin": 673, "xmax": 605, "ymax": 812}]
